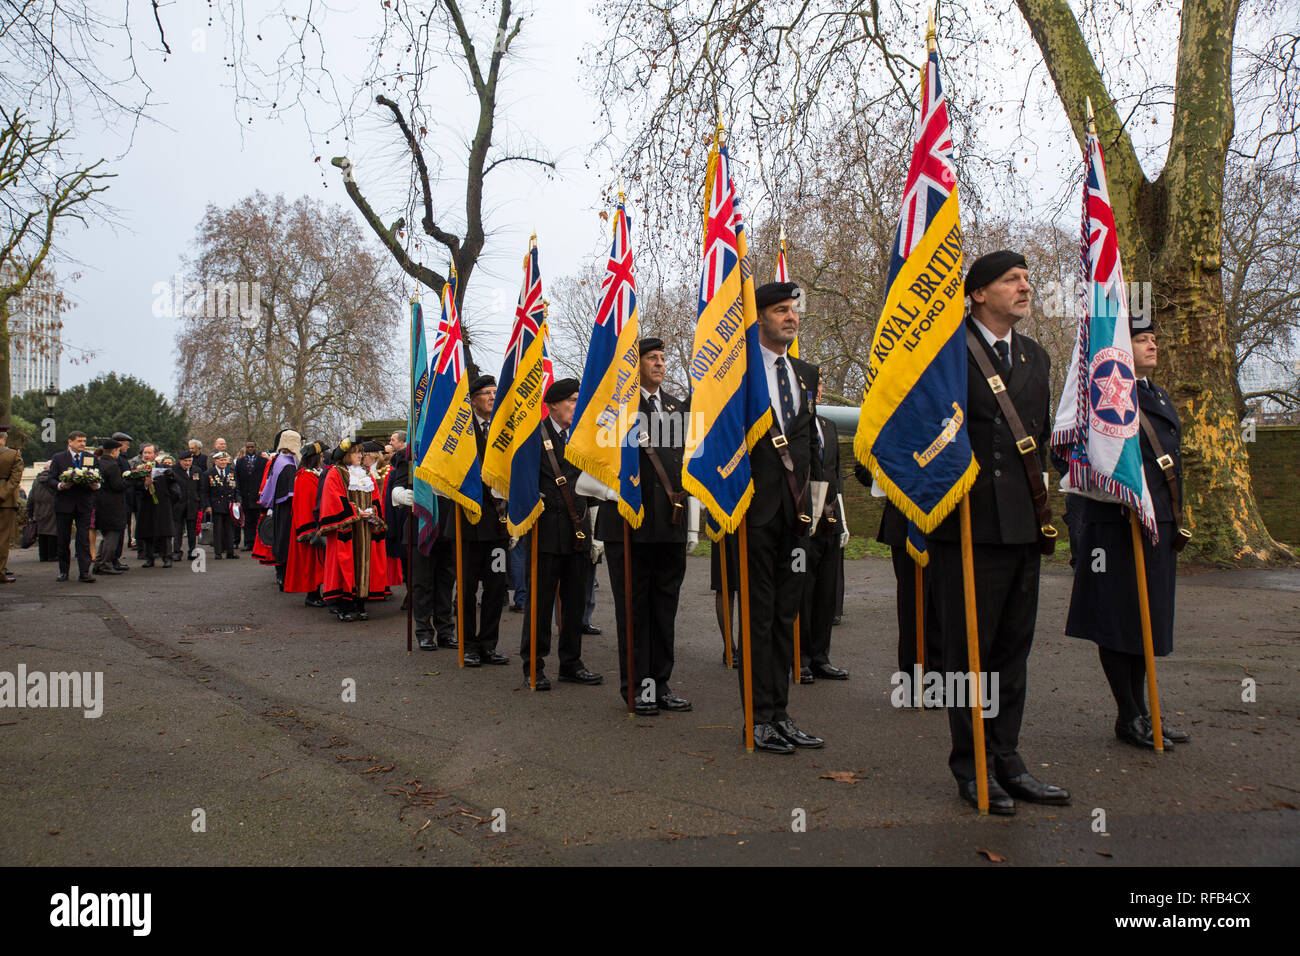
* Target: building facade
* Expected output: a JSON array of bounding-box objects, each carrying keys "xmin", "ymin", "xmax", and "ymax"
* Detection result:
[{"xmin": 5, "ymin": 264, "xmax": 61, "ymax": 399}]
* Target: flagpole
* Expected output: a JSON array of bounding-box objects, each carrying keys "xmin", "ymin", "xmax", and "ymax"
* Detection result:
[
  {"xmin": 959, "ymin": 496, "xmax": 989, "ymax": 813},
  {"xmin": 407, "ymin": 297, "xmax": 416, "ymax": 656},
  {"xmin": 1130, "ymin": 512, "xmax": 1165, "ymax": 752},
  {"xmin": 720, "ymin": 534, "xmax": 734, "ymax": 667},
  {"xmin": 738, "ymin": 518, "xmax": 755, "ymax": 752},
  {"xmin": 914, "ymin": 560, "xmax": 924, "ymax": 707},
  {"xmin": 793, "ymin": 614, "xmax": 802, "ymax": 683},
  {"xmin": 623, "ymin": 519, "xmax": 635, "ymax": 715},
  {"xmin": 529, "ymin": 530, "xmax": 539, "ymax": 690},
  {"xmin": 454, "ymin": 504, "xmax": 465, "ymax": 668}
]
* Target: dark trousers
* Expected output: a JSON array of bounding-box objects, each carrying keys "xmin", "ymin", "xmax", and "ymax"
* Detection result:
[
  {"xmin": 799, "ymin": 531, "xmax": 838, "ymax": 667},
  {"xmin": 174, "ymin": 513, "xmax": 197, "ymax": 556},
  {"xmin": 891, "ymin": 544, "xmax": 944, "ymax": 675},
  {"xmin": 519, "ymin": 549, "xmax": 589, "ymax": 678},
  {"xmin": 461, "ymin": 538, "xmax": 508, "ymax": 654},
  {"xmin": 142, "ymin": 536, "xmax": 171, "ymax": 562},
  {"xmin": 213, "ymin": 513, "xmax": 236, "ymax": 556},
  {"xmin": 607, "ymin": 539, "xmax": 686, "ymax": 702},
  {"xmin": 740, "ymin": 516, "xmax": 805, "ymax": 725},
  {"xmin": 56, "ymin": 503, "xmax": 93, "ymax": 575},
  {"xmin": 929, "ymin": 540, "xmax": 1039, "ymax": 783},
  {"xmin": 96, "ymin": 530, "xmax": 123, "ymax": 569},
  {"xmin": 414, "ymin": 541, "xmax": 456, "ymax": 642},
  {"xmin": 38, "ymin": 534, "xmax": 58, "ymax": 562},
  {"xmin": 509, "ymin": 534, "xmax": 528, "ymax": 608},
  {"xmin": 241, "ymin": 500, "xmax": 262, "ymax": 548}
]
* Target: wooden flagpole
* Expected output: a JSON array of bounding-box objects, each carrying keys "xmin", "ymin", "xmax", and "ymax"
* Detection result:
[
  {"xmin": 529, "ymin": 530, "xmax": 539, "ymax": 689},
  {"xmin": 1130, "ymin": 512, "xmax": 1164, "ymax": 752},
  {"xmin": 720, "ymin": 535, "xmax": 734, "ymax": 667},
  {"xmin": 455, "ymin": 503, "xmax": 465, "ymax": 668},
  {"xmin": 793, "ymin": 614, "xmax": 802, "ymax": 682},
  {"xmin": 738, "ymin": 518, "xmax": 755, "ymax": 751},
  {"xmin": 914, "ymin": 560, "xmax": 925, "ymax": 706},
  {"xmin": 959, "ymin": 496, "xmax": 989, "ymax": 813},
  {"xmin": 407, "ymin": 298, "xmax": 416, "ymax": 656},
  {"xmin": 623, "ymin": 520, "xmax": 635, "ymax": 714}
]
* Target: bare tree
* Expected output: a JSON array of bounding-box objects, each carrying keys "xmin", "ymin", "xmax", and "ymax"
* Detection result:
[
  {"xmin": 173, "ymin": 192, "xmax": 402, "ymax": 444},
  {"xmin": 0, "ymin": 108, "xmax": 110, "ymax": 425}
]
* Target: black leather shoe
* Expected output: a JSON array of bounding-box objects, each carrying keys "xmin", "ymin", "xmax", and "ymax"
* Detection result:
[
  {"xmin": 1116, "ymin": 716, "xmax": 1172, "ymax": 750},
  {"xmin": 356, "ymin": 609, "xmax": 368, "ymax": 621},
  {"xmin": 172, "ymin": 551, "xmax": 183, "ymax": 561},
  {"xmin": 558, "ymin": 667, "xmax": 603, "ymax": 685},
  {"xmin": 634, "ymin": 700, "xmax": 659, "ymax": 716},
  {"xmin": 811, "ymin": 662, "xmax": 850, "ymax": 680},
  {"xmin": 958, "ymin": 776, "xmax": 1016, "ymax": 815},
  {"xmin": 482, "ymin": 651, "xmax": 510, "ymax": 665},
  {"xmin": 1143, "ymin": 715, "xmax": 1189, "ymax": 744},
  {"xmin": 509, "ymin": 604, "xmax": 524, "ymax": 613},
  {"xmin": 113, "ymin": 563, "xmax": 130, "ymax": 572},
  {"xmin": 1, "ymin": 572, "xmax": 15, "ymax": 583},
  {"xmin": 582, "ymin": 624, "xmax": 601, "ymax": 635},
  {"xmin": 93, "ymin": 565, "xmax": 121, "ymax": 576},
  {"xmin": 141, "ymin": 559, "xmax": 155, "ymax": 568},
  {"xmin": 998, "ymin": 772, "xmax": 1070, "ymax": 805},
  {"xmin": 336, "ymin": 611, "xmax": 357, "ymax": 623},
  {"xmin": 304, "ymin": 594, "xmax": 327, "ymax": 608},
  {"xmin": 56, "ymin": 572, "xmax": 69, "ymax": 581},
  {"xmin": 436, "ymin": 636, "xmax": 459, "ymax": 650},
  {"xmin": 774, "ymin": 718, "xmax": 824, "ymax": 748},
  {"xmin": 78, "ymin": 572, "xmax": 96, "ymax": 583},
  {"xmin": 417, "ymin": 634, "xmax": 436, "ymax": 651},
  {"xmin": 798, "ymin": 667, "xmax": 815, "ymax": 683},
  {"xmin": 227, "ymin": 553, "xmax": 239, "ymax": 559},
  {"xmin": 529, "ymin": 675, "xmax": 552, "ymax": 691},
  {"xmin": 656, "ymin": 693, "xmax": 692, "ymax": 712},
  {"xmin": 214, "ymin": 554, "xmax": 223, "ymax": 560},
  {"xmin": 462, "ymin": 652, "xmax": 482, "ymax": 667},
  {"xmin": 752, "ymin": 723, "xmax": 796, "ymax": 754},
  {"xmin": 161, "ymin": 557, "xmax": 172, "ymax": 568}
]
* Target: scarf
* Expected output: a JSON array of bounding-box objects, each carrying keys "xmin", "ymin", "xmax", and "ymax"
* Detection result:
[{"xmin": 259, "ymin": 452, "xmax": 296, "ymax": 509}]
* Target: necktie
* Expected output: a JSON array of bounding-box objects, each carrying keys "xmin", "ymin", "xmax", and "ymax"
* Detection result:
[
  {"xmin": 1138, "ymin": 379, "xmax": 1151, "ymax": 392},
  {"xmin": 775, "ymin": 356, "xmax": 795, "ymax": 432},
  {"xmin": 993, "ymin": 340, "xmax": 1012, "ymax": 374},
  {"xmin": 645, "ymin": 393, "xmax": 658, "ymax": 416}
]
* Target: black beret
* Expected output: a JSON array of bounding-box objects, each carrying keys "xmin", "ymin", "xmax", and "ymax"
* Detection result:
[
  {"xmin": 469, "ymin": 374, "xmax": 496, "ymax": 394},
  {"xmin": 755, "ymin": 281, "xmax": 802, "ymax": 310},
  {"xmin": 639, "ymin": 337, "xmax": 665, "ymax": 356},
  {"xmin": 1130, "ymin": 312, "xmax": 1157, "ymax": 338},
  {"xmin": 101, "ymin": 439, "xmax": 122, "ymax": 451},
  {"xmin": 178, "ymin": 449, "xmax": 194, "ymax": 459},
  {"xmin": 964, "ymin": 250, "xmax": 1028, "ymax": 297},
  {"xmin": 544, "ymin": 378, "xmax": 580, "ymax": 404}
]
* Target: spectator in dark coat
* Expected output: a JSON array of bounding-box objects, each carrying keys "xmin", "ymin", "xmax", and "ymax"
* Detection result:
[
  {"xmin": 172, "ymin": 450, "xmax": 204, "ymax": 560},
  {"xmin": 92, "ymin": 441, "xmax": 129, "ymax": 575},
  {"xmin": 135, "ymin": 451, "xmax": 178, "ymax": 567},
  {"xmin": 26, "ymin": 467, "xmax": 59, "ymax": 562}
]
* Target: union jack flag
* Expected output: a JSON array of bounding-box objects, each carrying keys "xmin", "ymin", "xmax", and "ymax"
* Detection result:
[
  {"xmin": 499, "ymin": 241, "xmax": 553, "ymax": 399},
  {"xmin": 432, "ymin": 273, "xmax": 465, "ymax": 380},
  {"xmin": 699, "ymin": 144, "xmax": 744, "ymax": 308},
  {"xmin": 595, "ymin": 204, "xmax": 636, "ymax": 332},
  {"xmin": 891, "ymin": 50, "xmax": 957, "ymax": 276}
]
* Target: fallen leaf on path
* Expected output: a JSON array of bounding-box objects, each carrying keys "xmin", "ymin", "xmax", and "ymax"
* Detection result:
[
  {"xmin": 819, "ymin": 771, "xmax": 858, "ymax": 784},
  {"xmin": 976, "ymin": 849, "xmax": 1007, "ymax": 863}
]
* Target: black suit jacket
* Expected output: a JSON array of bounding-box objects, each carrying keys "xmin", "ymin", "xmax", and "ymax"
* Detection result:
[
  {"xmin": 596, "ymin": 389, "xmax": 689, "ymax": 543},
  {"xmin": 1082, "ymin": 379, "xmax": 1182, "ymax": 526},
  {"xmin": 462, "ymin": 417, "xmax": 509, "ymax": 542},
  {"xmin": 45, "ymin": 449, "xmax": 97, "ymax": 513},
  {"xmin": 748, "ymin": 354, "xmax": 822, "ymax": 528},
  {"xmin": 536, "ymin": 417, "xmax": 590, "ymax": 555},
  {"xmin": 203, "ymin": 465, "xmax": 240, "ymax": 513},
  {"xmin": 928, "ymin": 318, "xmax": 1051, "ymax": 546},
  {"xmin": 235, "ymin": 454, "xmax": 265, "ymax": 500}
]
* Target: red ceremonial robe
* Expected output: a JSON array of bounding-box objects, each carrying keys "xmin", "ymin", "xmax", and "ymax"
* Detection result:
[
  {"xmin": 252, "ymin": 456, "xmax": 276, "ymax": 565},
  {"xmin": 283, "ymin": 468, "xmax": 324, "ymax": 593},
  {"xmin": 319, "ymin": 465, "xmax": 391, "ymax": 602}
]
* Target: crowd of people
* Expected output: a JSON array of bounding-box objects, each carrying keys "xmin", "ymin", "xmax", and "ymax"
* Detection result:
[{"xmin": 0, "ymin": 254, "xmax": 1190, "ymax": 816}]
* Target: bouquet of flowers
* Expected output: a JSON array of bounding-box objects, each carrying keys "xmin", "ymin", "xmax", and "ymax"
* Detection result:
[
  {"xmin": 124, "ymin": 461, "xmax": 160, "ymax": 503},
  {"xmin": 64, "ymin": 466, "xmax": 102, "ymax": 489}
]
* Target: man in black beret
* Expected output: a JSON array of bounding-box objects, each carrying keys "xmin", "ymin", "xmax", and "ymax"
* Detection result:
[
  {"xmin": 595, "ymin": 337, "xmax": 695, "ymax": 715},
  {"xmin": 459, "ymin": 373, "xmax": 510, "ymax": 666},
  {"xmin": 742, "ymin": 281, "xmax": 825, "ymax": 753},
  {"xmin": 520, "ymin": 376, "xmax": 601, "ymax": 690},
  {"xmin": 926, "ymin": 249, "xmax": 1069, "ymax": 814}
]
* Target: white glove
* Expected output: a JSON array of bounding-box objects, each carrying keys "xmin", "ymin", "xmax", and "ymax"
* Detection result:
[
  {"xmin": 840, "ymin": 530, "xmax": 850, "ymax": 549},
  {"xmin": 509, "ymin": 536, "xmax": 519, "ymax": 550},
  {"xmin": 590, "ymin": 539, "xmax": 605, "ymax": 564},
  {"xmin": 392, "ymin": 485, "xmax": 414, "ymax": 507},
  {"xmin": 687, "ymin": 530, "xmax": 699, "ymax": 550}
]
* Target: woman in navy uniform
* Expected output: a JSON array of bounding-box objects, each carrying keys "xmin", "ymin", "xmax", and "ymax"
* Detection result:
[{"xmin": 1065, "ymin": 315, "xmax": 1190, "ymax": 749}]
